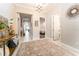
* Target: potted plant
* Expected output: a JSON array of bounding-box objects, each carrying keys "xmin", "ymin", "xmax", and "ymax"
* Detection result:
[
  {"xmin": 0, "ymin": 22, "xmax": 8, "ymax": 38},
  {"xmin": 0, "ymin": 22, "xmax": 7, "ymax": 30}
]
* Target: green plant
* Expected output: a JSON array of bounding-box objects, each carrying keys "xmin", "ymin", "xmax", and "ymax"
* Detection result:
[{"xmin": 0, "ymin": 22, "xmax": 7, "ymax": 30}]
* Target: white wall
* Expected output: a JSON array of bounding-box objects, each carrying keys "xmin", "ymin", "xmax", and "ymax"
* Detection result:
[
  {"xmin": 43, "ymin": 3, "xmax": 79, "ymax": 50},
  {"xmin": 0, "ymin": 3, "xmax": 14, "ymax": 19},
  {"xmin": 58, "ymin": 4, "xmax": 79, "ymax": 50},
  {"xmin": 0, "ymin": 3, "xmax": 17, "ymax": 34},
  {"xmin": 45, "ymin": 14, "xmax": 61, "ymax": 40},
  {"xmin": 44, "ymin": 4, "xmax": 61, "ymax": 40},
  {"xmin": 44, "ymin": 4, "xmax": 79, "ymax": 50}
]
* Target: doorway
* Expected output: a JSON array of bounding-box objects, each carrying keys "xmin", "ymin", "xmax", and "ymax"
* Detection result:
[{"xmin": 19, "ymin": 13, "xmax": 32, "ymax": 42}]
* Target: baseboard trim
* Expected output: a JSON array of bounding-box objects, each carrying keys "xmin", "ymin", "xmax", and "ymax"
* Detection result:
[{"xmin": 49, "ymin": 40, "xmax": 79, "ymax": 56}]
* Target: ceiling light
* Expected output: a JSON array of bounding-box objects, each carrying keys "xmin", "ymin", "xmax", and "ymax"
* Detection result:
[{"xmin": 33, "ymin": 3, "xmax": 48, "ymax": 12}]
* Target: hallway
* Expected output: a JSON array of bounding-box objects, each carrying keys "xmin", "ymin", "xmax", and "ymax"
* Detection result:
[{"xmin": 1, "ymin": 3, "xmax": 79, "ymax": 56}]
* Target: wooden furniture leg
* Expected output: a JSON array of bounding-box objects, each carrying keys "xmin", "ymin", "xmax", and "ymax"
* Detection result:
[{"xmin": 3, "ymin": 41, "xmax": 5, "ymax": 56}]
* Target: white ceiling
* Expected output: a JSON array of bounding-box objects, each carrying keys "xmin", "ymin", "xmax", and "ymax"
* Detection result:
[
  {"xmin": 14, "ymin": 3, "xmax": 67, "ymax": 15},
  {"xmin": 14, "ymin": 3, "xmax": 54, "ymax": 14}
]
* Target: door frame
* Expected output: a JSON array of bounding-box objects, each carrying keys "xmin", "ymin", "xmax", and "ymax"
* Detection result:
[{"xmin": 17, "ymin": 12, "xmax": 33, "ymax": 40}]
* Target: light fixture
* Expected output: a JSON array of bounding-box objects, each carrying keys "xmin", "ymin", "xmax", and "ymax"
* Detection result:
[
  {"xmin": 34, "ymin": 3, "xmax": 48, "ymax": 12},
  {"xmin": 67, "ymin": 5, "xmax": 79, "ymax": 17},
  {"xmin": 70, "ymin": 8, "xmax": 78, "ymax": 14},
  {"xmin": 69, "ymin": 8, "xmax": 78, "ymax": 17}
]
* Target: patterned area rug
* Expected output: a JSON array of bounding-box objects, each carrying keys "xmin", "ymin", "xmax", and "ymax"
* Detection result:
[{"xmin": 16, "ymin": 39, "xmax": 76, "ymax": 56}]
